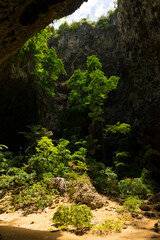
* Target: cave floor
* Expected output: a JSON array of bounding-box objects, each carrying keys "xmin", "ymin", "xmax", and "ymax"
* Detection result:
[{"xmin": 0, "ymin": 197, "xmax": 160, "ymax": 240}]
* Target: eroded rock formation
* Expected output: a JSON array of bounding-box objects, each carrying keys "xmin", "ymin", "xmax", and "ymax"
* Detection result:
[
  {"xmin": 0, "ymin": 0, "xmax": 86, "ymax": 64},
  {"xmin": 118, "ymin": 0, "xmax": 160, "ymax": 179}
]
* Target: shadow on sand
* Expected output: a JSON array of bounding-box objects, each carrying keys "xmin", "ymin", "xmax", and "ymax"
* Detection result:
[{"xmin": 0, "ymin": 225, "xmax": 62, "ymax": 240}]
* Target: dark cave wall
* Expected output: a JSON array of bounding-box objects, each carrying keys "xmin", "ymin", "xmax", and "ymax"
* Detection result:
[
  {"xmin": 0, "ymin": 53, "xmax": 67, "ymax": 150},
  {"xmin": 0, "ymin": 0, "xmax": 86, "ymax": 64},
  {"xmin": 118, "ymin": 0, "xmax": 160, "ymax": 141},
  {"xmin": 117, "ymin": 0, "xmax": 160, "ymax": 178},
  {"xmin": 0, "ymin": 56, "xmax": 38, "ymax": 149}
]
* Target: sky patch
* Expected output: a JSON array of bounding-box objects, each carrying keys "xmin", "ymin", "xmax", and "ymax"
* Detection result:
[{"xmin": 53, "ymin": 0, "xmax": 115, "ymax": 28}]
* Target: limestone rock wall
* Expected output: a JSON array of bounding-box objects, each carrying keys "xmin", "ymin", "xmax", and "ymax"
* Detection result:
[
  {"xmin": 0, "ymin": 0, "xmax": 85, "ymax": 64},
  {"xmin": 117, "ymin": 0, "xmax": 160, "ymax": 178}
]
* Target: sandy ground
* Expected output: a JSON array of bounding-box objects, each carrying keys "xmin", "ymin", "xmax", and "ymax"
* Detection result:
[{"xmin": 0, "ymin": 199, "xmax": 160, "ymax": 240}]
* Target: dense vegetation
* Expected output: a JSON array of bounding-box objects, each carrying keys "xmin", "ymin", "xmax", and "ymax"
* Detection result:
[
  {"xmin": 0, "ymin": 12, "xmax": 159, "ymax": 234},
  {"xmin": 54, "ymin": 9, "xmax": 116, "ymax": 37}
]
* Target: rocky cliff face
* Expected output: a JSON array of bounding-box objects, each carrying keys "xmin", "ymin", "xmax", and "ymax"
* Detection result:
[
  {"xmin": 118, "ymin": 0, "xmax": 160, "ymax": 136},
  {"xmin": 0, "ymin": 0, "xmax": 85, "ymax": 64},
  {"xmin": 117, "ymin": 0, "xmax": 160, "ymax": 179}
]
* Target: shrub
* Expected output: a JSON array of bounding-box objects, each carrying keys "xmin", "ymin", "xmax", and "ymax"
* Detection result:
[
  {"xmin": 89, "ymin": 163, "xmax": 117, "ymax": 193},
  {"xmin": 93, "ymin": 219, "xmax": 123, "ymax": 235},
  {"xmin": 118, "ymin": 176, "xmax": 152, "ymax": 199},
  {"xmin": 123, "ymin": 196, "xmax": 142, "ymax": 212},
  {"xmin": 53, "ymin": 205, "xmax": 93, "ymax": 229},
  {"xmin": 117, "ymin": 196, "xmax": 143, "ymax": 213},
  {"xmin": 13, "ymin": 182, "xmax": 56, "ymax": 210},
  {"xmin": 0, "ymin": 168, "xmax": 35, "ymax": 189}
]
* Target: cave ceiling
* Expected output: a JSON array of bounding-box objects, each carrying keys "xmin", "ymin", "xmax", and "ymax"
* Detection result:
[{"xmin": 0, "ymin": 0, "xmax": 86, "ymax": 64}]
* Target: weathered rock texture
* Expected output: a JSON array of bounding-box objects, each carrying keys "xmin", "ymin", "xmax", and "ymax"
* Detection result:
[
  {"xmin": 118, "ymin": 0, "xmax": 160, "ymax": 179},
  {"xmin": 0, "ymin": 0, "xmax": 85, "ymax": 64},
  {"xmin": 71, "ymin": 179, "xmax": 105, "ymax": 209}
]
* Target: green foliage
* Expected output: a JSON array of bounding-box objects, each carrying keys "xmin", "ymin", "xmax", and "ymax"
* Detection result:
[
  {"xmin": 57, "ymin": 18, "xmax": 93, "ymax": 36},
  {"xmin": 25, "ymin": 133, "xmax": 88, "ymax": 180},
  {"xmin": 0, "ymin": 122, "xmax": 158, "ymax": 214},
  {"xmin": 70, "ymin": 147, "xmax": 88, "ymax": 173},
  {"xmin": 67, "ymin": 55, "xmax": 119, "ymax": 127},
  {"xmin": 96, "ymin": 15, "xmax": 112, "ymax": 29},
  {"xmin": 0, "ymin": 145, "xmax": 11, "ymax": 175},
  {"xmin": 36, "ymin": 136, "xmax": 57, "ymax": 154},
  {"xmin": 104, "ymin": 123, "xmax": 131, "ymax": 177},
  {"xmin": 113, "ymin": 151, "xmax": 130, "ymax": 174},
  {"xmin": 20, "ymin": 125, "xmax": 53, "ymax": 153},
  {"xmin": 0, "ymin": 168, "xmax": 35, "ymax": 189},
  {"xmin": 13, "ymin": 182, "xmax": 56, "ymax": 210},
  {"xmin": 117, "ymin": 196, "xmax": 142, "ymax": 213},
  {"xmin": 0, "ymin": 144, "xmax": 8, "ymax": 151},
  {"xmin": 88, "ymin": 161, "xmax": 117, "ymax": 193},
  {"xmin": 76, "ymin": 135, "xmax": 98, "ymax": 156},
  {"xmin": 104, "ymin": 122, "xmax": 131, "ymax": 137},
  {"xmin": 118, "ymin": 177, "xmax": 151, "ymax": 199},
  {"xmin": 57, "ymin": 21, "xmax": 70, "ymax": 34},
  {"xmin": 93, "ymin": 219, "xmax": 123, "ymax": 234},
  {"xmin": 19, "ymin": 28, "xmax": 66, "ymax": 96},
  {"xmin": 116, "ymin": 168, "xmax": 158, "ymax": 200},
  {"xmin": 19, "ymin": 28, "xmax": 51, "ymax": 55},
  {"xmin": 53, "ymin": 204, "xmax": 93, "ymax": 229},
  {"xmin": 143, "ymin": 145, "xmax": 160, "ymax": 162},
  {"xmin": 0, "ymin": 147, "xmax": 25, "ymax": 175},
  {"xmin": 140, "ymin": 168, "xmax": 159, "ymax": 193},
  {"xmin": 34, "ymin": 47, "xmax": 66, "ymax": 96}
]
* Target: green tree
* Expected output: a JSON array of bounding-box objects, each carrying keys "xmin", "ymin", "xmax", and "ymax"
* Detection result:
[
  {"xmin": 67, "ymin": 55, "xmax": 119, "ymax": 136},
  {"xmin": 19, "ymin": 28, "xmax": 66, "ymax": 96}
]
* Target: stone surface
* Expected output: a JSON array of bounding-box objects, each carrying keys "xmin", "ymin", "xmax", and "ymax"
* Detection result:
[
  {"xmin": 117, "ymin": 0, "xmax": 160, "ymax": 181},
  {"xmin": 0, "ymin": 0, "xmax": 85, "ymax": 64},
  {"xmin": 139, "ymin": 203, "xmax": 151, "ymax": 212},
  {"xmin": 49, "ymin": 177, "xmax": 69, "ymax": 195},
  {"xmin": 72, "ymin": 181, "xmax": 104, "ymax": 209},
  {"xmin": 154, "ymin": 220, "xmax": 160, "ymax": 233}
]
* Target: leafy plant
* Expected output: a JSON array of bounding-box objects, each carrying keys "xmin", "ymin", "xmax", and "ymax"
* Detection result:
[
  {"xmin": 0, "ymin": 168, "xmax": 35, "ymax": 189},
  {"xmin": 26, "ymin": 133, "xmax": 88, "ymax": 180},
  {"xmin": 104, "ymin": 122, "xmax": 131, "ymax": 136},
  {"xmin": 67, "ymin": 55, "xmax": 119, "ymax": 138},
  {"xmin": 96, "ymin": 15, "xmax": 112, "ymax": 29},
  {"xmin": 20, "ymin": 125, "xmax": 53, "ymax": 153},
  {"xmin": 117, "ymin": 196, "xmax": 143, "ymax": 213},
  {"xmin": 13, "ymin": 182, "xmax": 56, "ymax": 210},
  {"xmin": 53, "ymin": 205, "xmax": 93, "ymax": 229},
  {"xmin": 19, "ymin": 28, "xmax": 66, "ymax": 96},
  {"xmin": 75, "ymin": 135, "xmax": 98, "ymax": 157},
  {"xmin": 113, "ymin": 151, "xmax": 130, "ymax": 174},
  {"xmin": 93, "ymin": 219, "xmax": 123, "ymax": 235},
  {"xmin": 118, "ymin": 177, "xmax": 151, "ymax": 199},
  {"xmin": 88, "ymin": 162, "xmax": 117, "ymax": 193},
  {"xmin": 143, "ymin": 145, "xmax": 160, "ymax": 168}
]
